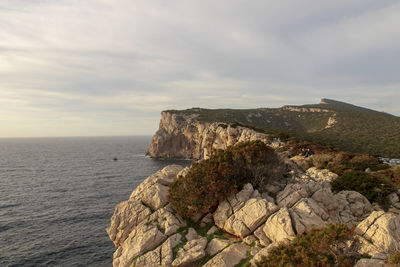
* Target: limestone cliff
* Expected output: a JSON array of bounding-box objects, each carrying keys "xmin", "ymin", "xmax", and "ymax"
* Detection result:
[{"xmin": 147, "ymin": 111, "xmax": 276, "ymax": 160}]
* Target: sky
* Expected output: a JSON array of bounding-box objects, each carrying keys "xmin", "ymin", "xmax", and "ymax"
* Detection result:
[{"xmin": 1, "ymin": 0, "xmax": 399, "ymax": 137}]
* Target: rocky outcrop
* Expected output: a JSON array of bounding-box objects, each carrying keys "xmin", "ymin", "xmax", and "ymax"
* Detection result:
[
  {"xmin": 147, "ymin": 111, "xmax": 275, "ymax": 159},
  {"xmin": 202, "ymin": 243, "xmax": 250, "ymax": 267},
  {"xmin": 213, "ymin": 183, "xmax": 278, "ymax": 238},
  {"xmin": 356, "ymin": 211, "xmax": 400, "ymax": 255},
  {"xmin": 107, "ymin": 165, "xmax": 186, "ymax": 267},
  {"xmin": 108, "ymin": 162, "xmax": 399, "ymax": 266},
  {"xmin": 171, "ymin": 236, "xmax": 207, "ymax": 266}
]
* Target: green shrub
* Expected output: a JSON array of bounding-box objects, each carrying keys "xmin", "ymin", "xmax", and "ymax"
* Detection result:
[
  {"xmin": 331, "ymin": 171, "xmax": 394, "ymax": 208},
  {"xmin": 313, "ymin": 151, "xmax": 390, "ymax": 175},
  {"xmin": 256, "ymin": 224, "xmax": 359, "ymax": 267},
  {"xmin": 168, "ymin": 141, "xmax": 284, "ymax": 219}
]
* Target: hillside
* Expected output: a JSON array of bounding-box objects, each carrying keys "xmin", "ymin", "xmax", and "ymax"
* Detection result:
[{"xmin": 165, "ymin": 99, "xmax": 400, "ymax": 158}]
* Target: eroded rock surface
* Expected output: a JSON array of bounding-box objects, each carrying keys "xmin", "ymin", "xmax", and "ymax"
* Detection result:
[
  {"xmin": 262, "ymin": 207, "xmax": 295, "ymax": 243},
  {"xmin": 107, "ymin": 157, "xmax": 396, "ymax": 267},
  {"xmin": 202, "ymin": 243, "xmax": 250, "ymax": 267},
  {"xmin": 214, "ymin": 183, "xmax": 278, "ymax": 238},
  {"xmin": 171, "ymin": 236, "xmax": 207, "ymax": 267},
  {"xmin": 356, "ymin": 211, "xmax": 400, "ymax": 255},
  {"xmin": 147, "ymin": 112, "xmax": 272, "ymax": 159}
]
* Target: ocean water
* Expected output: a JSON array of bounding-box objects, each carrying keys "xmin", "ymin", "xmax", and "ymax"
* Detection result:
[{"xmin": 0, "ymin": 136, "xmax": 189, "ymax": 266}]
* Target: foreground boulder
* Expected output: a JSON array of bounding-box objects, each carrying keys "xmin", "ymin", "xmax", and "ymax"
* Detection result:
[
  {"xmin": 356, "ymin": 211, "xmax": 400, "ymax": 255},
  {"xmin": 214, "ymin": 183, "xmax": 278, "ymax": 238}
]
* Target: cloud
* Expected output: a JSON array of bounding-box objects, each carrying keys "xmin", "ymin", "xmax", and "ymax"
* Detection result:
[{"xmin": 0, "ymin": 0, "xmax": 399, "ymax": 137}]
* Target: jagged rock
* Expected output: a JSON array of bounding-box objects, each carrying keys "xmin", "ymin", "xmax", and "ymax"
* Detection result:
[
  {"xmin": 129, "ymin": 165, "xmax": 183, "ymax": 210},
  {"xmin": 149, "ymin": 206, "xmax": 186, "ymax": 236},
  {"xmin": 115, "ymin": 224, "xmax": 167, "ymax": 267},
  {"xmin": 276, "ymin": 182, "xmax": 322, "ymax": 208},
  {"xmin": 133, "ymin": 233, "xmax": 182, "ymax": 267},
  {"xmin": 206, "ymin": 238, "xmax": 231, "ymax": 256},
  {"xmin": 262, "ymin": 207, "xmax": 295, "ymax": 243},
  {"xmin": 132, "ymin": 248, "xmax": 160, "ymax": 267},
  {"xmin": 147, "ymin": 112, "xmax": 271, "ymax": 159},
  {"xmin": 335, "ymin": 191, "xmax": 372, "ymax": 224},
  {"xmin": 171, "ymin": 236, "xmax": 207, "ymax": 266},
  {"xmin": 304, "ymin": 167, "xmax": 338, "ymax": 183},
  {"xmin": 289, "ymin": 198, "xmax": 329, "ymax": 234},
  {"xmin": 250, "ymin": 244, "xmax": 276, "ymax": 267},
  {"xmin": 107, "ymin": 199, "xmax": 152, "ymax": 246},
  {"xmin": 202, "ymin": 243, "xmax": 250, "ymax": 267},
  {"xmin": 277, "ymin": 183, "xmax": 372, "ymax": 232},
  {"xmin": 214, "ymin": 183, "xmax": 278, "ymax": 238},
  {"xmin": 207, "ymin": 226, "xmax": 218, "ymax": 236},
  {"xmin": 254, "ymin": 226, "xmax": 271, "ymax": 246},
  {"xmin": 388, "ymin": 192, "xmax": 400, "ymax": 209},
  {"xmin": 185, "ymin": 228, "xmax": 198, "ymax": 241},
  {"xmin": 213, "ymin": 183, "xmax": 254, "ymax": 228},
  {"xmin": 356, "ymin": 211, "xmax": 400, "ymax": 255},
  {"xmin": 223, "ymin": 198, "xmax": 278, "ymax": 238},
  {"xmin": 354, "ymin": 258, "xmax": 385, "ymax": 267}
]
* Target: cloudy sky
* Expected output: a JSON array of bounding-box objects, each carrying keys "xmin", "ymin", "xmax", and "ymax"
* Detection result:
[{"xmin": 1, "ymin": 0, "xmax": 399, "ymax": 137}]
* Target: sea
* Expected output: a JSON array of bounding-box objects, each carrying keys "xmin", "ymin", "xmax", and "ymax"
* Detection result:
[{"xmin": 0, "ymin": 136, "xmax": 190, "ymax": 266}]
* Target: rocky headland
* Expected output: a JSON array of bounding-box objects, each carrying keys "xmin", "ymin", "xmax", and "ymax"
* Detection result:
[{"xmin": 108, "ymin": 111, "xmax": 400, "ymax": 266}]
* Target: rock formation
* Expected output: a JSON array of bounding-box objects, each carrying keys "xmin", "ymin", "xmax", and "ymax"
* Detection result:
[
  {"xmin": 109, "ymin": 111, "xmax": 400, "ymax": 266},
  {"xmin": 107, "ymin": 161, "xmax": 400, "ymax": 266},
  {"xmin": 147, "ymin": 111, "xmax": 276, "ymax": 159}
]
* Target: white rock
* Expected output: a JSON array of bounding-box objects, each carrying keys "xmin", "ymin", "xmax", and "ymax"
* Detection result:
[
  {"xmin": 335, "ymin": 190, "xmax": 372, "ymax": 225},
  {"xmin": 206, "ymin": 238, "xmax": 230, "ymax": 256},
  {"xmin": 107, "ymin": 199, "xmax": 152, "ymax": 246},
  {"xmin": 356, "ymin": 211, "xmax": 400, "ymax": 255},
  {"xmin": 289, "ymin": 198, "xmax": 329, "ymax": 234},
  {"xmin": 129, "ymin": 165, "xmax": 184, "ymax": 210},
  {"xmin": 202, "ymin": 243, "xmax": 250, "ymax": 267},
  {"xmin": 213, "ymin": 183, "xmax": 254, "ymax": 228},
  {"xmin": 254, "ymin": 226, "xmax": 271, "ymax": 246},
  {"xmin": 263, "ymin": 207, "xmax": 295, "ymax": 243},
  {"xmin": 185, "ymin": 228, "xmax": 198, "ymax": 241},
  {"xmin": 117, "ymin": 224, "xmax": 167, "ymax": 267},
  {"xmin": 149, "ymin": 207, "xmax": 186, "ymax": 236},
  {"xmin": 277, "ymin": 182, "xmax": 321, "ymax": 208},
  {"xmin": 223, "ymin": 198, "xmax": 278, "ymax": 238},
  {"xmin": 305, "ymin": 167, "xmax": 338, "ymax": 183},
  {"xmin": 172, "ymin": 236, "xmax": 207, "ymax": 266}
]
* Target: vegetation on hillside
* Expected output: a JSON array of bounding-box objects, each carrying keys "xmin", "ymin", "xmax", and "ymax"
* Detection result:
[
  {"xmin": 255, "ymin": 224, "xmax": 361, "ymax": 267},
  {"xmin": 166, "ymin": 99, "xmax": 400, "ymax": 157},
  {"xmin": 168, "ymin": 141, "xmax": 285, "ymax": 219},
  {"xmin": 331, "ymin": 171, "xmax": 394, "ymax": 209}
]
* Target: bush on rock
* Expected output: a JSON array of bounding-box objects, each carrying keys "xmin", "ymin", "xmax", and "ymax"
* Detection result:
[
  {"xmin": 168, "ymin": 141, "xmax": 283, "ymax": 219},
  {"xmin": 256, "ymin": 224, "xmax": 360, "ymax": 267}
]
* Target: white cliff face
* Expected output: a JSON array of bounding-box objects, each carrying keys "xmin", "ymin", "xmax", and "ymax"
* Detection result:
[{"xmin": 147, "ymin": 112, "xmax": 274, "ymax": 159}]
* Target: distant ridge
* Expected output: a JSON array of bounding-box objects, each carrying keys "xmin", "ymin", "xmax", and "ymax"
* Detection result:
[{"xmin": 166, "ymin": 99, "xmax": 400, "ymax": 157}]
